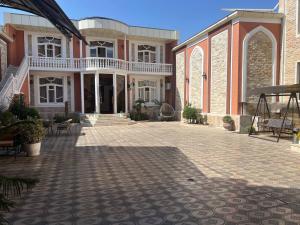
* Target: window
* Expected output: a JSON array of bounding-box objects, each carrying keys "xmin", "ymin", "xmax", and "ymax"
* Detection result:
[
  {"xmin": 138, "ymin": 45, "xmax": 156, "ymax": 63},
  {"xmin": 90, "ymin": 41, "xmax": 114, "ymax": 58},
  {"xmin": 39, "ymin": 77, "xmax": 64, "ymax": 104},
  {"xmin": 37, "ymin": 37, "xmax": 62, "ymax": 57},
  {"xmin": 138, "ymin": 80, "xmax": 157, "ymax": 103}
]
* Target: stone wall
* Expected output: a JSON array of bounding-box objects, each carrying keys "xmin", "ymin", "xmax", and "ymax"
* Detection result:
[
  {"xmin": 175, "ymin": 51, "xmax": 185, "ymax": 117},
  {"xmin": 0, "ymin": 40, "xmax": 7, "ymax": 80},
  {"xmin": 281, "ymin": 0, "xmax": 300, "ymax": 84},
  {"xmin": 246, "ymin": 31, "xmax": 273, "ymax": 113},
  {"xmin": 210, "ymin": 30, "xmax": 228, "ymax": 114},
  {"xmin": 190, "ymin": 47, "xmax": 203, "ymax": 109}
]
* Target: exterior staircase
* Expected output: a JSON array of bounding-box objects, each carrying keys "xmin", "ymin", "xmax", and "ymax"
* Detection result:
[{"xmin": 81, "ymin": 114, "xmax": 136, "ymax": 126}]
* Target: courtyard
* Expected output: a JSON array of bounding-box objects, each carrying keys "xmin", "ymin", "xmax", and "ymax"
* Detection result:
[{"xmin": 1, "ymin": 122, "xmax": 300, "ymax": 225}]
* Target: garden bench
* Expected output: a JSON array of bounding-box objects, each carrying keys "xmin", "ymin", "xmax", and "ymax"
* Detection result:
[{"xmin": 0, "ymin": 129, "xmax": 21, "ymax": 158}]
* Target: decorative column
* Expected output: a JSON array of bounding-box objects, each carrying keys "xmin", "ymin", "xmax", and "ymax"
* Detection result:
[
  {"xmin": 125, "ymin": 74, "xmax": 128, "ymax": 113},
  {"xmin": 80, "ymin": 72, "xmax": 85, "ymax": 114},
  {"xmin": 113, "ymin": 73, "xmax": 117, "ymax": 114},
  {"xmin": 95, "ymin": 72, "xmax": 100, "ymax": 113}
]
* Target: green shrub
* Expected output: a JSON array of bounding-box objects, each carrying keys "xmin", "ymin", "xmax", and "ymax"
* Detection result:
[
  {"xmin": 9, "ymin": 95, "xmax": 40, "ymax": 120},
  {"xmin": 19, "ymin": 120, "xmax": 45, "ymax": 144},
  {"xmin": 130, "ymin": 111, "xmax": 148, "ymax": 121},
  {"xmin": 0, "ymin": 111, "xmax": 16, "ymax": 126},
  {"xmin": 24, "ymin": 108, "xmax": 40, "ymax": 119},
  {"xmin": 223, "ymin": 115, "xmax": 233, "ymax": 123},
  {"xmin": 183, "ymin": 104, "xmax": 197, "ymax": 123}
]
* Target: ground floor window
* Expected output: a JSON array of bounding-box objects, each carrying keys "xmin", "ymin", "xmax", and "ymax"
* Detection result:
[
  {"xmin": 39, "ymin": 77, "xmax": 64, "ymax": 104},
  {"xmin": 137, "ymin": 80, "xmax": 157, "ymax": 103}
]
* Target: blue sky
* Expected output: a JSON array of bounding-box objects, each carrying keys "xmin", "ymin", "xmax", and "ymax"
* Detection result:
[{"xmin": 0, "ymin": 0, "xmax": 278, "ymax": 42}]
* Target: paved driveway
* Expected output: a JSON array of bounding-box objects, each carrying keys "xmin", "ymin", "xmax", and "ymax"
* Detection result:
[{"xmin": 2, "ymin": 122, "xmax": 300, "ymax": 225}]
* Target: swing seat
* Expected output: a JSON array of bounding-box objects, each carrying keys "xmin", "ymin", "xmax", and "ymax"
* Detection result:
[{"xmin": 263, "ymin": 119, "xmax": 293, "ymax": 131}]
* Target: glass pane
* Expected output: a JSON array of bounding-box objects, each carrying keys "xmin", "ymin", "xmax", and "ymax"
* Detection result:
[
  {"xmin": 144, "ymin": 54, "xmax": 149, "ymax": 63},
  {"xmin": 138, "ymin": 88, "xmax": 144, "ymax": 100},
  {"xmin": 47, "ymin": 45, "xmax": 53, "ymax": 57},
  {"xmin": 55, "ymin": 46, "xmax": 61, "ymax": 57},
  {"xmin": 98, "ymin": 48, "xmax": 106, "ymax": 57},
  {"xmin": 40, "ymin": 86, "xmax": 47, "ymax": 103},
  {"xmin": 39, "ymin": 78, "xmax": 49, "ymax": 85},
  {"xmin": 138, "ymin": 52, "xmax": 143, "ymax": 62},
  {"xmin": 56, "ymin": 86, "xmax": 63, "ymax": 102},
  {"xmin": 53, "ymin": 78, "xmax": 63, "ymax": 85},
  {"xmin": 90, "ymin": 48, "xmax": 97, "ymax": 57},
  {"xmin": 145, "ymin": 88, "xmax": 150, "ymax": 102},
  {"xmin": 38, "ymin": 45, "xmax": 45, "ymax": 57},
  {"xmin": 107, "ymin": 48, "xmax": 114, "ymax": 58},
  {"xmin": 150, "ymin": 53, "xmax": 156, "ymax": 63},
  {"xmin": 49, "ymin": 90, "xmax": 55, "ymax": 103}
]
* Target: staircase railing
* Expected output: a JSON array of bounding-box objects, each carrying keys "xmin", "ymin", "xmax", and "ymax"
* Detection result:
[{"xmin": 0, "ymin": 57, "xmax": 29, "ymax": 110}]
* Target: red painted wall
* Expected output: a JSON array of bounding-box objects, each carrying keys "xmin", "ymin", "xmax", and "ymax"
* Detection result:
[
  {"xmin": 73, "ymin": 36, "xmax": 81, "ymax": 58},
  {"xmin": 20, "ymin": 75, "xmax": 29, "ymax": 105},
  {"xmin": 186, "ymin": 39, "xmax": 209, "ymax": 113},
  {"xmin": 5, "ymin": 24, "xmax": 24, "ymax": 66},
  {"xmin": 231, "ymin": 22, "xmax": 282, "ymax": 115},
  {"xmin": 165, "ymin": 40, "xmax": 177, "ymax": 107},
  {"xmin": 117, "ymin": 39, "xmax": 129, "ymax": 60}
]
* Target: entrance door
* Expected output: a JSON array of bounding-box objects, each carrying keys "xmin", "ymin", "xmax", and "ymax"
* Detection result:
[{"xmin": 99, "ymin": 74, "xmax": 113, "ymax": 114}]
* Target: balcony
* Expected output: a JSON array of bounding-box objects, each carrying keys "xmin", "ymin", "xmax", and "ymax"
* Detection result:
[{"xmin": 28, "ymin": 56, "xmax": 173, "ymax": 75}]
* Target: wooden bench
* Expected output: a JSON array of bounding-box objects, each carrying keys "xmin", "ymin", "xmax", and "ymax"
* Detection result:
[{"xmin": 0, "ymin": 131, "xmax": 21, "ymax": 158}]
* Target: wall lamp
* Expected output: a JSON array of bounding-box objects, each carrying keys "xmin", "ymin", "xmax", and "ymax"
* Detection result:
[{"xmin": 202, "ymin": 72, "xmax": 207, "ymax": 80}]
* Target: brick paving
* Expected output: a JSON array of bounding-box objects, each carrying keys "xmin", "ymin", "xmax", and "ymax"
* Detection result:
[{"xmin": 1, "ymin": 122, "xmax": 300, "ymax": 225}]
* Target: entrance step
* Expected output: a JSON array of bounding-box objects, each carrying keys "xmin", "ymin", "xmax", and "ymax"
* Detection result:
[
  {"xmin": 95, "ymin": 114, "xmax": 136, "ymax": 126},
  {"xmin": 81, "ymin": 114, "xmax": 136, "ymax": 126}
]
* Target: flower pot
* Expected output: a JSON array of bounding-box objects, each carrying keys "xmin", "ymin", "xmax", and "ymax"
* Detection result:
[
  {"xmin": 223, "ymin": 122, "xmax": 234, "ymax": 131},
  {"xmin": 23, "ymin": 142, "xmax": 41, "ymax": 157}
]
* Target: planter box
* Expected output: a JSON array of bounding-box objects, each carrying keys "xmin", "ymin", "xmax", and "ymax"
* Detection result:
[{"xmin": 23, "ymin": 142, "xmax": 41, "ymax": 157}]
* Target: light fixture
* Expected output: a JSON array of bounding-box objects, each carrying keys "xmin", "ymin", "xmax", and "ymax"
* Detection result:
[{"xmin": 202, "ymin": 72, "xmax": 207, "ymax": 80}]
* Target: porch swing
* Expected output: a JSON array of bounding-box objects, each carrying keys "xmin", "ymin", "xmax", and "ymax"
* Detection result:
[{"xmin": 248, "ymin": 84, "xmax": 300, "ymax": 142}]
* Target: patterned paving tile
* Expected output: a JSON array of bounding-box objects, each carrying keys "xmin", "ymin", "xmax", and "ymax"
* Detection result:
[{"xmin": 1, "ymin": 122, "xmax": 300, "ymax": 224}]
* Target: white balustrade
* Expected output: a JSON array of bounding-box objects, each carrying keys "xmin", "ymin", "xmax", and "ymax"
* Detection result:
[{"xmin": 28, "ymin": 56, "xmax": 172, "ymax": 74}]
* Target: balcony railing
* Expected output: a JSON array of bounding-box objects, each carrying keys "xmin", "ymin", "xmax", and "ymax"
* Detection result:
[{"xmin": 28, "ymin": 56, "xmax": 173, "ymax": 75}]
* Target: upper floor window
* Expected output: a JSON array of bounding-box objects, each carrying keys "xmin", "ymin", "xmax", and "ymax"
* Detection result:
[
  {"xmin": 39, "ymin": 77, "xmax": 64, "ymax": 104},
  {"xmin": 138, "ymin": 45, "xmax": 156, "ymax": 63},
  {"xmin": 38, "ymin": 37, "xmax": 62, "ymax": 58},
  {"xmin": 138, "ymin": 80, "xmax": 157, "ymax": 103},
  {"xmin": 90, "ymin": 41, "xmax": 114, "ymax": 58}
]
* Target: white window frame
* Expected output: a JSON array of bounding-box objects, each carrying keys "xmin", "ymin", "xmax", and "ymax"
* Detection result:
[
  {"xmin": 130, "ymin": 41, "xmax": 165, "ymax": 63},
  {"xmin": 38, "ymin": 76, "xmax": 64, "ymax": 104},
  {"xmin": 137, "ymin": 44, "xmax": 157, "ymax": 63},
  {"xmin": 27, "ymin": 32, "xmax": 67, "ymax": 58},
  {"xmin": 37, "ymin": 36, "xmax": 62, "ymax": 58},
  {"xmin": 89, "ymin": 40, "xmax": 115, "ymax": 58},
  {"xmin": 86, "ymin": 37, "xmax": 118, "ymax": 58},
  {"xmin": 134, "ymin": 77, "xmax": 161, "ymax": 106}
]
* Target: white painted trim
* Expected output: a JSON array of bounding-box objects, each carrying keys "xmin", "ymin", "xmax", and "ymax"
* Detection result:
[
  {"xmin": 232, "ymin": 17, "xmax": 282, "ymax": 25},
  {"xmin": 80, "ymin": 72, "xmax": 84, "ymax": 113},
  {"xmin": 131, "ymin": 40, "xmax": 165, "ymax": 63},
  {"xmin": 70, "ymin": 74, "xmax": 75, "ymax": 112},
  {"xmin": 113, "ymin": 73, "xmax": 117, "ymax": 113},
  {"xmin": 95, "ymin": 72, "xmax": 100, "ymax": 113},
  {"xmin": 188, "ymin": 46, "xmax": 204, "ymax": 110},
  {"xmin": 241, "ymin": 26, "xmax": 277, "ymax": 102},
  {"xmin": 125, "ymin": 74, "xmax": 128, "ymax": 113},
  {"xmin": 80, "ymin": 40, "xmax": 83, "ymax": 58}
]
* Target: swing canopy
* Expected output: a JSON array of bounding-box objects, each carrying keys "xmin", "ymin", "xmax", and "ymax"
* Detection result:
[
  {"xmin": 250, "ymin": 84, "xmax": 300, "ymax": 96},
  {"xmin": 0, "ymin": 0, "xmax": 86, "ymax": 43}
]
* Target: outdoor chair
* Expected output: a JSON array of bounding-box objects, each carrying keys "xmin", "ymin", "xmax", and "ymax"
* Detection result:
[
  {"xmin": 55, "ymin": 119, "xmax": 72, "ymax": 136},
  {"xmin": 43, "ymin": 119, "xmax": 54, "ymax": 136},
  {"xmin": 160, "ymin": 103, "xmax": 175, "ymax": 121}
]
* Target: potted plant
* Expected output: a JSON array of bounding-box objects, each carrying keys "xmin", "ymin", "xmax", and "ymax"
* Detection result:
[
  {"xmin": 223, "ymin": 115, "xmax": 235, "ymax": 131},
  {"xmin": 19, "ymin": 120, "xmax": 45, "ymax": 156}
]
